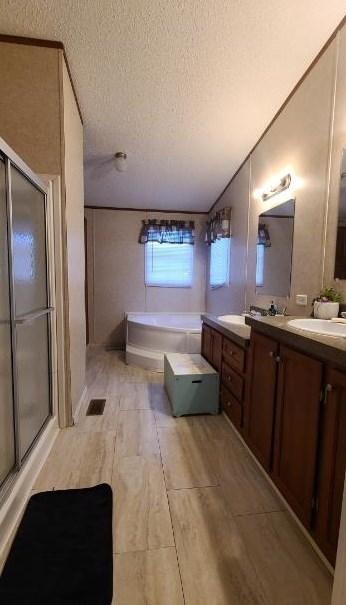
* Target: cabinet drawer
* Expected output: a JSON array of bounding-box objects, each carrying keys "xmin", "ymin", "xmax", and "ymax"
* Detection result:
[
  {"xmin": 221, "ymin": 361, "xmax": 244, "ymax": 401},
  {"xmin": 222, "ymin": 338, "xmax": 245, "ymax": 373},
  {"xmin": 221, "ymin": 385, "xmax": 242, "ymax": 429}
]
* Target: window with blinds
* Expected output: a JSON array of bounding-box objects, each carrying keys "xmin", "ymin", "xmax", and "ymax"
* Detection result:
[
  {"xmin": 145, "ymin": 242, "xmax": 193, "ymax": 287},
  {"xmin": 209, "ymin": 237, "xmax": 230, "ymax": 288}
]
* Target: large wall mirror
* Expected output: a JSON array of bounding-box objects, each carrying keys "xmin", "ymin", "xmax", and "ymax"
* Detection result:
[
  {"xmin": 334, "ymin": 149, "xmax": 346, "ymax": 279},
  {"xmin": 256, "ymin": 199, "xmax": 295, "ymax": 297}
]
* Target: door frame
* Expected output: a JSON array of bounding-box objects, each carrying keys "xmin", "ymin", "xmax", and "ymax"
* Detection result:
[
  {"xmin": 84, "ymin": 216, "xmax": 89, "ymax": 345},
  {"xmin": 40, "ymin": 174, "xmax": 71, "ymax": 428}
]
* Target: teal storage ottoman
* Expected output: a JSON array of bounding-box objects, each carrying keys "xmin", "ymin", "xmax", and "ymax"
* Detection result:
[{"xmin": 164, "ymin": 353, "xmax": 219, "ymax": 417}]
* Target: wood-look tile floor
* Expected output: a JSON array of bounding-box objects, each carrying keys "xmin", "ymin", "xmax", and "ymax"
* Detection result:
[{"xmin": 33, "ymin": 347, "xmax": 332, "ymax": 604}]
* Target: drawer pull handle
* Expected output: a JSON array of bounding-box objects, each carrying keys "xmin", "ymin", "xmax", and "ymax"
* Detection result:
[
  {"xmin": 322, "ymin": 384, "xmax": 333, "ymax": 406},
  {"xmin": 269, "ymin": 351, "xmax": 275, "ymax": 357},
  {"xmin": 227, "ymin": 376, "xmax": 231, "ymax": 381},
  {"xmin": 227, "ymin": 401, "xmax": 231, "ymax": 407},
  {"xmin": 192, "ymin": 379, "xmax": 202, "ymax": 383}
]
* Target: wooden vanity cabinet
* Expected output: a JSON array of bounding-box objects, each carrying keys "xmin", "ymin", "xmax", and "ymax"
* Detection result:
[
  {"xmin": 272, "ymin": 346, "xmax": 323, "ymax": 528},
  {"xmin": 203, "ymin": 321, "xmax": 346, "ymax": 564},
  {"xmin": 315, "ymin": 368, "xmax": 346, "ymax": 565},
  {"xmin": 245, "ymin": 328, "xmax": 346, "ymax": 565},
  {"xmin": 201, "ymin": 322, "xmax": 248, "ymax": 429},
  {"xmin": 245, "ymin": 332, "xmax": 278, "ymax": 471},
  {"xmin": 201, "ymin": 324, "xmax": 222, "ymax": 371}
]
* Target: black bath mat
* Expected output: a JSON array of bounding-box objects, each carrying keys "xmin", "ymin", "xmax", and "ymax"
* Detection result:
[{"xmin": 0, "ymin": 483, "xmax": 113, "ymax": 605}]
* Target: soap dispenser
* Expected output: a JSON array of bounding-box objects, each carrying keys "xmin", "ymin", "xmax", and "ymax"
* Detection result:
[{"xmin": 268, "ymin": 301, "xmax": 277, "ymax": 316}]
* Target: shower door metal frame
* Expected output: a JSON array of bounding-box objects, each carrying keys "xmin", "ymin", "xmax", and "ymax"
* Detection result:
[{"xmin": 0, "ymin": 138, "xmax": 54, "ymax": 501}]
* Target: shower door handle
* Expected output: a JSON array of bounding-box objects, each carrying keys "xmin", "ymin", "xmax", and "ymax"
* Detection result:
[{"xmin": 15, "ymin": 307, "xmax": 55, "ymax": 325}]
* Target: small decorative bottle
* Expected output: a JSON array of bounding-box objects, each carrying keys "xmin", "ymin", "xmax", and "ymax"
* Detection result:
[{"xmin": 268, "ymin": 301, "xmax": 277, "ymax": 316}]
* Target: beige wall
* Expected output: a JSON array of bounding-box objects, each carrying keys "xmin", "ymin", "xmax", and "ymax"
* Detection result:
[
  {"xmin": 207, "ymin": 33, "xmax": 341, "ymax": 316},
  {"xmin": 325, "ymin": 25, "xmax": 346, "ymax": 299},
  {"xmin": 0, "ymin": 41, "xmax": 86, "ymax": 420},
  {"xmin": 206, "ymin": 160, "xmax": 250, "ymax": 315},
  {"xmin": 248, "ymin": 40, "xmax": 336, "ymax": 315},
  {"xmin": 85, "ymin": 209, "xmax": 207, "ymax": 346},
  {"xmin": 62, "ymin": 61, "xmax": 86, "ymax": 414},
  {"xmin": 0, "ymin": 42, "xmax": 61, "ymax": 174}
]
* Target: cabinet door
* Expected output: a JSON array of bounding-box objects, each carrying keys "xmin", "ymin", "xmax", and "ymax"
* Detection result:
[
  {"xmin": 273, "ymin": 346, "xmax": 322, "ymax": 528},
  {"xmin": 211, "ymin": 330, "xmax": 223, "ymax": 371},
  {"xmin": 315, "ymin": 368, "xmax": 346, "ymax": 565},
  {"xmin": 245, "ymin": 332, "xmax": 278, "ymax": 470},
  {"xmin": 201, "ymin": 325, "xmax": 212, "ymax": 364}
]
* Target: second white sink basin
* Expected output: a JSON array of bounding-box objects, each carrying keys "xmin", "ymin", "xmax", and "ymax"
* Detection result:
[
  {"xmin": 217, "ymin": 314, "xmax": 245, "ymax": 325},
  {"xmin": 288, "ymin": 318, "xmax": 346, "ymax": 337}
]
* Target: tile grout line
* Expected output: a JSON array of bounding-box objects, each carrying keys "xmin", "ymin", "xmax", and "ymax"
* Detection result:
[
  {"xmin": 114, "ymin": 544, "xmax": 179, "ymax": 556},
  {"xmin": 166, "ymin": 484, "xmax": 220, "ymax": 492},
  {"xmin": 232, "ymin": 508, "xmax": 286, "ymax": 519},
  {"xmin": 151, "ymin": 383, "xmax": 187, "ymax": 605}
]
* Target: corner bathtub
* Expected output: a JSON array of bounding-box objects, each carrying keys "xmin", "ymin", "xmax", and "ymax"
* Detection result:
[{"xmin": 126, "ymin": 312, "xmax": 203, "ymax": 371}]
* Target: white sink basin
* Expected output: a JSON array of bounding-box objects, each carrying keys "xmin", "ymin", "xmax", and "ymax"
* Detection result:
[
  {"xmin": 217, "ymin": 314, "xmax": 245, "ymax": 325},
  {"xmin": 217, "ymin": 315, "xmax": 251, "ymax": 338},
  {"xmin": 288, "ymin": 318, "xmax": 346, "ymax": 337}
]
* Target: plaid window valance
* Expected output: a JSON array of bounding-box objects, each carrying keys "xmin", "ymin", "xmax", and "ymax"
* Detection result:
[
  {"xmin": 139, "ymin": 219, "xmax": 195, "ymax": 244},
  {"xmin": 205, "ymin": 207, "xmax": 231, "ymax": 245},
  {"xmin": 258, "ymin": 223, "xmax": 271, "ymax": 247}
]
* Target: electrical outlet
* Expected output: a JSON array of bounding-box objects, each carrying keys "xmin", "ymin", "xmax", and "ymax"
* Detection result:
[{"xmin": 296, "ymin": 294, "xmax": 308, "ymax": 306}]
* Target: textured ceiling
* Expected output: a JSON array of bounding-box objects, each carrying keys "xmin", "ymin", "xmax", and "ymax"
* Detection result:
[{"xmin": 0, "ymin": 1, "xmax": 345, "ymax": 211}]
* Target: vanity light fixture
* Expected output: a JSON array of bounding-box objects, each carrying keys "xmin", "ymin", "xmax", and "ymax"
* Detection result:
[
  {"xmin": 262, "ymin": 173, "xmax": 291, "ymax": 201},
  {"xmin": 114, "ymin": 152, "xmax": 127, "ymax": 172}
]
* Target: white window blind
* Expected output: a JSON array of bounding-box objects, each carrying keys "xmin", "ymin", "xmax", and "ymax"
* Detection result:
[
  {"xmin": 256, "ymin": 244, "xmax": 265, "ymax": 287},
  {"xmin": 145, "ymin": 242, "xmax": 193, "ymax": 287},
  {"xmin": 209, "ymin": 237, "xmax": 230, "ymax": 288}
]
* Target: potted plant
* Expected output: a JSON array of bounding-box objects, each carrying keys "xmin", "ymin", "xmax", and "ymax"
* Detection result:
[{"xmin": 313, "ymin": 287, "xmax": 343, "ymax": 320}]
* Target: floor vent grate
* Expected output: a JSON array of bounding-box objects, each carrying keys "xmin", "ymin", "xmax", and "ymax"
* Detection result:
[{"xmin": 86, "ymin": 398, "xmax": 106, "ymax": 416}]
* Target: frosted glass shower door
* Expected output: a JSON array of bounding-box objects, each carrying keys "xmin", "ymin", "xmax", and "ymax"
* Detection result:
[
  {"xmin": 10, "ymin": 165, "xmax": 52, "ymax": 460},
  {"xmin": 0, "ymin": 158, "xmax": 16, "ymax": 485}
]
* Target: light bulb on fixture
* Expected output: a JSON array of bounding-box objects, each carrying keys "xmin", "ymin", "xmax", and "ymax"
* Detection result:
[
  {"xmin": 262, "ymin": 173, "xmax": 291, "ymax": 201},
  {"xmin": 114, "ymin": 152, "xmax": 127, "ymax": 172}
]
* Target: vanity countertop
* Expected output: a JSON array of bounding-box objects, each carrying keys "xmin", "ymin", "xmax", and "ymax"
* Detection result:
[
  {"xmin": 245, "ymin": 314, "xmax": 346, "ymax": 369},
  {"xmin": 201, "ymin": 314, "xmax": 250, "ymax": 348}
]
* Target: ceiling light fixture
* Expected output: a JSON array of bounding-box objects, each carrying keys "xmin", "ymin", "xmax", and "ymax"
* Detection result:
[
  {"xmin": 262, "ymin": 173, "xmax": 291, "ymax": 201},
  {"xmin": 114, "ymin": 152, "xmax": 127, "ymax": 172}
]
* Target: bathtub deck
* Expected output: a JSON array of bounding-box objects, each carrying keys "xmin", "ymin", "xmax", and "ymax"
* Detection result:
[{"xmin": 31, "ymin": 347, "xmax": 332, "ymax": 604}]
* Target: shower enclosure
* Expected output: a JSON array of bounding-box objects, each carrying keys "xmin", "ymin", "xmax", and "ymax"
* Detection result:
[{"xmin": 0, "ymin": 140, "xmax": 53, "ymax": 498}]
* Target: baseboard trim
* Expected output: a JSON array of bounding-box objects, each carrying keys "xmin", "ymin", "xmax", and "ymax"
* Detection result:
[
  {"xmin": 105, "ymin": 344, "xmax": 125, "ymax": 351},
  {"xmin": 73, "ymin": 385, "xmax": 87, "ymax": 424},
  {"xmin": 0, "ymin": 417, "xmax": 59, "ymax": 569},
  {"xmin": 222, "ymin": 412, "xmax": 334, "ymax": 575}
]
